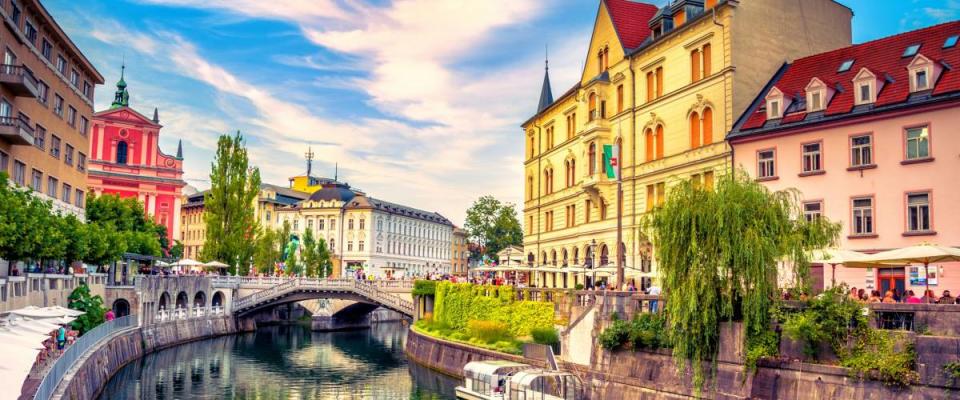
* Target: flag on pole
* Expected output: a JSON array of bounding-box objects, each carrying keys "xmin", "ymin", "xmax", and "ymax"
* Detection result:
[{"xmin": 603, "ymin": 144, "xmax": 619, "ymax": 180}]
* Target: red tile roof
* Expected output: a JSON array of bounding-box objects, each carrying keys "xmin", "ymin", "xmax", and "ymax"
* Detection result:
[
  {"xmin": 604, "ymin": 0, "xmax": 659, "ymax": 50},
  {"xmin": 737, "ymin": 21, "xmax": 960, "ymax": 132}
]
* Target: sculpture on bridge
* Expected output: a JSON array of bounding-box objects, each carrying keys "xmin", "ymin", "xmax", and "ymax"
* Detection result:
[{"xmin": 276, "ymin": 234, "xmax": 300, "ymax": 275}]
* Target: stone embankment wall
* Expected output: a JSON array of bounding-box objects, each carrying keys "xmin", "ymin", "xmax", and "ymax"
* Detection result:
[
  {"xmin": 55, "ymin": 316, "xmax": 241, "ymax": 400},
  {"xmin": 406, "ymin": 325, "xmax": 960, "ymax": 399}
]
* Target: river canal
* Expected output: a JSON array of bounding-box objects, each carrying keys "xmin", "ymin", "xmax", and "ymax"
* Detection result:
[{"xmin": 98, "ymin": 322, "xmax": 459, "ymax": 399}]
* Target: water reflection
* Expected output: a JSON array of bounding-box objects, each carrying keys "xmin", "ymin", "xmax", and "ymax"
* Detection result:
[{"xmin": 99, "ymin": 323, "xmax": 458, "ymax": 399}]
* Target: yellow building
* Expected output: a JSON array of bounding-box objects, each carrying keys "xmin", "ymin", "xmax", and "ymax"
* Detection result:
[
  {"xmin": 180, "ymin": 190, "xmax": 206, "ymax": 259},
  {"xmin": 522, "ymin": 0, "xmax": 852, "ymax": 289}
]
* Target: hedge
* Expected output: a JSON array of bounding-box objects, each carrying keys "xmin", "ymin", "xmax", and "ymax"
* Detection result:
[
  {"xmin": 433, "ymin": 282, "xmax": 554, "ymax": 337},
  {"xmin": 412, "ymin": 280, "xmax": 437, "ymax": 296}
]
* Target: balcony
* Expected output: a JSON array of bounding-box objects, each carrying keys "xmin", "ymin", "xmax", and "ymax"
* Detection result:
[
  {"xmin": 581, "ymin": 117, "xmax": 610, "ymax": 142},
  {"xmin": 0, "ymin": 116, "xmax": 34, "ymax": 145},
  {"xmin": 0, "ymin": 64, "xmax": 39, "ymax": 98}
]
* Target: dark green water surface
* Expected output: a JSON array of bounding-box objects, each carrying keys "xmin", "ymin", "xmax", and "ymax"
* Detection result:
[{"xmin": 98, "ymin": 323, "xmax": 458, "ymax": 399}]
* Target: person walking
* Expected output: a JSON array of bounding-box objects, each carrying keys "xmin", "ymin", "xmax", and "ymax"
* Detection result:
[
  {"xmin": 56, "ymin": 324, "xmax": 67, "ymax": 352},
  {"xmin": 105, "ymin": 309, "xmax": 116, "ymax": 322}
]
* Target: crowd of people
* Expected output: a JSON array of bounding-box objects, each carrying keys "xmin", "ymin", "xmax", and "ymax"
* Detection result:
[{"xmin": 847, "ymin": 287, "xmax": 958, "ymax": 304}]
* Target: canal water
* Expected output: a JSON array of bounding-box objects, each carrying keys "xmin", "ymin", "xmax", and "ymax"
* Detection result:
[{"xmin": 98, "ymin": 322, "xmax": 459, "ymax": 399}]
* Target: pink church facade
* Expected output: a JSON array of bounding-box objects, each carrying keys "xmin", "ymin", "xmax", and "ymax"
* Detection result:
[
  {"xmin": 86, "ymin": 74, "xmax": 185, "ymax": 246},
  {"xmin": 729, "ymin": 22, "xmax": 960, "ymax": 295}
]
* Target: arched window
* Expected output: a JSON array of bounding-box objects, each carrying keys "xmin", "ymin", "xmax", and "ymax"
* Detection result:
[
  {"xmin": 655, "ymin": 125, "xmax": 664, "ymax": 159},
  {"xmin": 562, "ymin": 249, "xmax": 569, "ymax": 266},
  {"xmin": 541, "ymin": 251, "xmax": 547, "ymax": 266},
  {"xmin": 573, "ymin": 247, "xmax": 579, "ymax": 265},
  {"xmin": 543, "ymin": 168, "xmax": 553, "ymax": 194},
  {"xmin": 551, "ymin": 250, "xmax": 557, "ymax": 266},
  {"xmin": 588, "ymin": 143, "xmax": 597, "ymax": 175},
  {"xmin": 527, "ymin": 252, "xmax": 534, "ymax": 266},
  {"xmin": 116, "ymin": 141, "xmax": 128, "ymax": 164},
  {"xmin": 702, "ymin": 107, "xmax": 713, "ymax": 145},
  {"xmin": 564, "ymin": 160, "xmax": 571, "ymax": 188},
  {"xmin": 599, "ymin": 244, "xmax": 609, "ymax": 266},
  {"xmin": 527, "ymin": 176, "xmax": 534, "ymax": 200},
  {"xmin": 528, "ymin": 135, "xmax": 535, "ymax": 159},
  {"xmin": 644, "ymin": 128, "xmax": 654, "ymax": 162},
  {"xmin": 690, "ymin": 111, "xmax": 701, "ymax": 148},
  {"xmin": 570, "ymin": 159, "xmax": 576, "ymax": 185},
  {"xmin": 588, "ymin": 93, "xmax": 597, "ymax": 121}
]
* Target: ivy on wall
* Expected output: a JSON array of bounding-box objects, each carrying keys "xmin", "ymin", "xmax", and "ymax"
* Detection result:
[{"xmin": 433, "ymin": 282, "xmax": 553, "ymax": 337}]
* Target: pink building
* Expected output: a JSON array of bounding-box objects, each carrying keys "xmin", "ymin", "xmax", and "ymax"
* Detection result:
[
  {"xmin": 728, "ymin": 22, "xmax": 960, "ymax": 296},
  {"xmin": 87, "ymin": 69, "xmax": 185, "ymax": 246}
]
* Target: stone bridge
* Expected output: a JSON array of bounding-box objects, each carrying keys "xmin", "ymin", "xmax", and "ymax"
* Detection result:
[{"xmin": 212, "ymin": 277, "xmax": 414, "ymax": 330}]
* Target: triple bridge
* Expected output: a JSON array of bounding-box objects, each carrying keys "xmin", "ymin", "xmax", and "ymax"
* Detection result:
[{"xmin": 211, "ymin": 277, "xmax": 415, "ymax": 330}]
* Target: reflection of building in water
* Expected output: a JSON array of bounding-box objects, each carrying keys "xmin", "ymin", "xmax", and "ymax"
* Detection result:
[{"xmin": 98, "ymin": 324, "xmax": 441, "ymax": 399}]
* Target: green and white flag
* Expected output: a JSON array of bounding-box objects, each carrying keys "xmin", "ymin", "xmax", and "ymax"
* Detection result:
[{"xmin": 603, "ymin": 144, "xmax": 619, "ymax": 180}]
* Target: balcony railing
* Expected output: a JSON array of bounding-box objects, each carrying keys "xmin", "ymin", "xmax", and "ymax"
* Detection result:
[
  {"xmin": 0, "ymin": 64, "xmax": 39, "ymax": 98},
  {"xmin": 0, "ymin": 116, "xmax": 34, "ymax": 145}
]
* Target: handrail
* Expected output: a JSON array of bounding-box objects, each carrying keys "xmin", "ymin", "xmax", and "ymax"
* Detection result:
[
  {"xmin": 33, "ymin": 315, "xmax": 138, "ymax": 400},
  {"xmin": 0, "ymin": 63, "xmax": 38, "ymax": 86}
]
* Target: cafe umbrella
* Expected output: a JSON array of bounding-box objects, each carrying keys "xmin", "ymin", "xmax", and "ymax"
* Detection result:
[{"xmin": 845, "ymin": 243, "xmax": 960, "ymax": 293}]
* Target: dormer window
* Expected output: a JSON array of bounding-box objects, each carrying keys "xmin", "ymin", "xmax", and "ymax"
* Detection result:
[
  {"xmin": 907, "ymin": 54, "xmax": 940, "ymax": 93},
  {"xmin": 916, "ymin": 70, "xmax": 928, "ymax": 90},
  {"xmin": 859, "ymin": 83, "xmax": 872, "ymax": 103},
  {"xmin": 804, "ymin": 78, "xmax": 831, "ymax": 112},
  {"xmin": 903, "ymin": 44, "xmax": 920, "ymax": 58},
  {"xmin": 765, "ymin": 87, "xmax": 786, "ymax": 119},
  {"xmin": 853, "ymin": 68, "xmax": 881, "ymax": 105}
]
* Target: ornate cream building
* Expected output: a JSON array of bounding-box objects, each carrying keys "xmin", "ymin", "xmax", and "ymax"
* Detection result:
[
  {"xmin": 522, "ymin": 0, "xmax": 853, "ymax": 289},
  {"xmin": 277, "ymin": 181, "xmax": 454, "ymax": 278}
]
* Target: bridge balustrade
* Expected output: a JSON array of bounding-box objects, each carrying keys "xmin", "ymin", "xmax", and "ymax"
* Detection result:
[{"xmin": 231, "ymin": 278, "xmax": 415, "ymax": 317}]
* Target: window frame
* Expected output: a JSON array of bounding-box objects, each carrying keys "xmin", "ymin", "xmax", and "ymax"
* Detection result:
[
  {"xmin": 756, "ymin": 148, "xmax": 777, "ymax": 180},
  {"xmin": 902, "ymin": 123, "xmax": 932, "ymax": 162},
  {"xmin": 849, "ymin": 133, "xmax": 874, "ymax": 169},
  {"xmin": 800, "ymin": 140, "xmax": 824, "ymax": 175},
  {"xmin": 904, "ymin": 191, "xmax": 933, "ymax": 234},
  {"xmin": 850, "ymin": 195, "xmax": 876, "ymax": 237},
  {"xmin": 802, "ymin": 200, "xmax": 824, "ymax": 222}
]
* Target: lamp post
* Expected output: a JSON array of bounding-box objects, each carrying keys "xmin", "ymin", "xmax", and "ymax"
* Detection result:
[{"xmin": 588, "ymin": 239, "xmax": 597, "ymax": 289}]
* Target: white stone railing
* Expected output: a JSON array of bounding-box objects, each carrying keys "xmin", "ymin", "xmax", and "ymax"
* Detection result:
[
  {"xmin": 232, "ymin": 278, "xmax": 414, "ymax": 316},
  {"xmin": 154, "ymin": 305, "xmax": 226, "ymax": 324}
]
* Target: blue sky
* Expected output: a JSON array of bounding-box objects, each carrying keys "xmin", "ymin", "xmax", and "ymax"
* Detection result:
[{"xmin": 46, "ymin": 0, "xmax": 959, "ymax": 225}]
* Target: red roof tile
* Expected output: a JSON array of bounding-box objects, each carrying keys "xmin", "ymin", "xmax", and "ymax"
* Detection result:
[
  {"xmin": 604, "ymin": 0, "xmax": 659, "ymax": 50},
  {"xmin": 738, "ymin": 21, "xmax": 960, "ymax": 133}
]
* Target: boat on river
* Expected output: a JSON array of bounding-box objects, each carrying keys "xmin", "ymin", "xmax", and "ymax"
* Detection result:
[
  {"xmin": 456, "ymin": 360, "xmax": 530, "ymax": 399},
  {"xmin": 456, "ymin": 361, "xmax": 583, "ymax": 400}
]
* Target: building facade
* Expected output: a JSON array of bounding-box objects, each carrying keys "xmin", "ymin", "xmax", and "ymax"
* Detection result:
[
  {"xmin": 255, "ymin": 183, "xmax": 310, "ymax": 230},
  {"xmin": 729, "ymin": 22, "xmax": 960, "ymax": 294},
  {"xmin": 0, "ymin": 0, "xmax": 103, "ymax": 218},
  {"xmin": 87, "ymin": 73, "xmax": 185, "ymax": 242},
  {"xmin": 180, "ymin": 190, "xmax": 206, "ymax": 260},
  {"xmin": 451, "ymin": 227, "xmax": 469, "ymax": 276},
  {"xmin": 522, "ymin": 0, "xmax": 852, "ymax": 289},
  {"xmin": 277, "ymin": 181, "xmax": 454, "ymax": 279}
]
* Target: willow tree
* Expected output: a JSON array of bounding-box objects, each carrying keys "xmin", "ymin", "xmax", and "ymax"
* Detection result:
[{"xmin": 643, "ymin": 170, "xmax": 839, "ymax": 392}]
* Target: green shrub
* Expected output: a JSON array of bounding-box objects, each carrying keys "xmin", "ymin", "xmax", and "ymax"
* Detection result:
[
  {"xmin": 467, "ymin": 320, "xmax": 512, "ymax": 343},
  {"xmin": 943, "ymin": 361, "xmax": 960, "ymax": 382},
  {"xmin": 628, "ymin": 313, "xmax": 668, "ymax": 349},
  {"xmin": 575, "ymin": 284, "xmax": 584, "ymax": 290},
  {"xmin": 412, "ymin": 280, "xmax": 437, "ymax": 296},
  {"xmin": 839, "ymin": 330, "xmax": 918, "ymax": 386},
  {"xmin": 599, "ymin": 319, "xmax": 630, "ymax": 350},
  {"xmin": 783, "ymin": 285, "xmax": 868, "ymax": 361},
  {"xmin": 745, "ymin": 329, "xmax": 779, "ymax": 373},
  {"xmin": 531, "ymin": 327, "xmax": 560, "ymax": 346}
]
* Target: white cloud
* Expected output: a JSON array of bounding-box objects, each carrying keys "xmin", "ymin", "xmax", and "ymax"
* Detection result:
[{"xmin": 84, "ymin": 0, "xmax": 590, "ymax": 225}]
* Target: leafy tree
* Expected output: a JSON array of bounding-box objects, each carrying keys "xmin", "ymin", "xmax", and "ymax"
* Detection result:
[
  {"xmin": 464, "ymin": 196, "xmax": 522, "ymax": 260},
  {"xmin": 252, "ymin": 228, "xmax": 281, "ymax": 274},
  {"xmin": 316, "ymin": 238, "xmax": 332, "ymax": 278},
  {"xmin": 301, "ymin": 229, "xmax": 318, "ymax": 277},
  {"xmin": 62, "ymin": 215, "xmax": 90, "ymax": 265},
  {"xmin": 642, "ymin": 171, "xmax": 839, "ymax": 392},
  {"xmin": 201, "ymin": 131, "xmax": 262, "ymax": 275},
  {"xmin": 169, "ymin": 240, "xmax": 184, "ymax": 259},
  {"xmin": 83, "ymin": 224, "xmax": 127, "ymax": 267},
  {"xmin": 67, "ymin": 284, "xmax": 106, "ymax": 335},
  {"xmin": 286, "ymin": 249, "xmax": 302, "ymax": 276},
  {"xmin": 0, "ymin": 173, "xmax": 53, "ymax": 273}
]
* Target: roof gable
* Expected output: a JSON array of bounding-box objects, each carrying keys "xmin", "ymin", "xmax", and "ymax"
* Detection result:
[
  {"xmin": 733, "ymin": 21, "xmax": 960, "ymax": 136},
  {"xmin": 93, "ymin": 106, "xmax": 161, "ymax": 127},
  {"xmin": 604, "ymin": 0, "xmax": 658, "ymax": 50}
]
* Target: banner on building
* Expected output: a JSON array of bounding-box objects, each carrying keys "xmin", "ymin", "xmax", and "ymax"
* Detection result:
[{"xmin": 603, "ymin": 144, "xmax": 619, "ymax": 180}]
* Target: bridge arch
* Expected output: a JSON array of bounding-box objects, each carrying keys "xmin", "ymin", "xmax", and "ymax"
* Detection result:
[
  {"xmin": 193, "ymin": 291, "xmax": 207, "ymax": 308},
  {"xmin": 158, "ymin": 292, "xmax": 171, "ymax": 311},
  {"xmin": 112, "ymin": 299, "xmax": 131, "ymax": 317},
  {"xmin": 212, "ymin": 291, "xmax": 225, "ymax": 308},
  {"xmin": 232, "ymin": 279, "xmax": 413, "ymax": 319},
  {"xmin": 176, "ymin": 291, "xmax": 189, "ymax": 309}
]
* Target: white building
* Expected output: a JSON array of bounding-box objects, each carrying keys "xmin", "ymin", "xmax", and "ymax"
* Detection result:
[{"xmin": 277, "ymin": 181, "xmax": 454, "ymax": 278}]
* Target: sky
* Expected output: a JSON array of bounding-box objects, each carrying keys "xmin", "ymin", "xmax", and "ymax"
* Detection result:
[{"xmin": 46, "ymin": 0, "xmax": 960, "ymax": 225}]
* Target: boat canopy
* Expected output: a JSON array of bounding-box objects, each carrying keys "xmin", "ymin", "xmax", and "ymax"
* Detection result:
[
  {"xmin": 463, "ymin": 360, "xmax": 530, "ymax": 397},
  {"xmin": 507, "ymin": 370, "xmax": 583, "ymax": 400}
]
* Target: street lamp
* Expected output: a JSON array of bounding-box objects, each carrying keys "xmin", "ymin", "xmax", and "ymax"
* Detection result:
[{"xmin": 587, "ymin": 239, "xmax": 597, "ymax": 289}]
